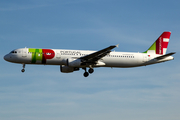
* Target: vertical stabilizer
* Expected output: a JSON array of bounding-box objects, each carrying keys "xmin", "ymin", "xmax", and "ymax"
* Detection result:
[{"xmin": 144, "ymin": 32, "xmax": 171, "ymax": 55}]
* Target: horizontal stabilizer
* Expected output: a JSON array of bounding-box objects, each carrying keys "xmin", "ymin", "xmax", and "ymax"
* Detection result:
[{"xmin": 155, "ymin": 52, "xmax": 176, "ymax": 60}]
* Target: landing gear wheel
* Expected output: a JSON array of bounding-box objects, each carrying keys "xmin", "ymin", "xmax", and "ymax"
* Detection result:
[
  {"xmin": 88, "ymin": 68, "xmax": 94, "ymax": 74},
  {"xmin": 21, "ymin": 69, "xmax": 25, "ymax": 72},
  {"xmin": 21, "ymin": 63, "xmax": 25, "ymax": 73},
  {"xmin": 84, "ymin": 72, "xmax": 89, "ymax": 77}
]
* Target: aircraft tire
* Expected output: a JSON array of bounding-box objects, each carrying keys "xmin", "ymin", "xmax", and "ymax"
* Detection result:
[
  {"xmin": 88, "ymin": 68, "xmax": 94, "ymax": 74},
  {"xmin": 21, "ymin": 69, "xmax": 25, "ymax": 72},
  {"xmin": 84, "ymin": 72, "xmax": 89, "ymax": 77}
]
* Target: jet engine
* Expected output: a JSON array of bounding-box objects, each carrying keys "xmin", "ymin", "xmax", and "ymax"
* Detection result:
[
  {"xmin": 60, "ymin": 65, "xmax": 79, "ymax": 73},
  {"xmin": 67, "ymin": 58, "xmax": 82, "ymax": 67}
]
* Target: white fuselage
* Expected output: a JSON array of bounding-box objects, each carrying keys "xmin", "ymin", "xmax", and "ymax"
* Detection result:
[
  {"xmin": 4, "ymin": 48, "xmax": 174, "ymax": 68},
  {"xmin": 3, "ymin": 31, "xmax": 175, "ymax": 77}
]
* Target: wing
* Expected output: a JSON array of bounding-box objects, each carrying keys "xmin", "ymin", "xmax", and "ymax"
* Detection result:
[{"xmin": 80, "ymin": 44, "xmax": 119, "ymax": 65}]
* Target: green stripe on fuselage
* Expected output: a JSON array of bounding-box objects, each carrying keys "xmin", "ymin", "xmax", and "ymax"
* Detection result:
[{"xmin": 29, "ymin": 48, "xmax": 43, "ymax": 63}]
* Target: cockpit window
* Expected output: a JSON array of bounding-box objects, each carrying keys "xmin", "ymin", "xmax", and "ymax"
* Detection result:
[
  {"xmin": 10, "ymin": 51, "xmax": 17, "ymax": 54},
  {"xmin": 10, "ymin": 51, "xmax": 14, "ymax": 53}
]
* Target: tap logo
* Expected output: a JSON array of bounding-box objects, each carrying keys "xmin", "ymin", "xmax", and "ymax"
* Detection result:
[
  {"xmin": 144, "ymin": 32, "xmax": 171, "ymax": 55},
  {"xmin": 29, "ymin": 48, "xmax": 55, "ymax": 64},
  {"xmin": 156, "ymin": 32, "xmax": 170, "ymax": 55}
]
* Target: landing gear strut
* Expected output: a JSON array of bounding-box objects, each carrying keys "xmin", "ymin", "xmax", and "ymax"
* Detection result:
[
  {"xmin": 82, "ymin": 67, "xmax": 94, "ymax": 77},
  {"xmin": 21, "ymin": 63, "xmax": 25, "ymax": 73},
  {"xmin": 82, "ymin": 68, "xmax": 89, "ymax": 77}
]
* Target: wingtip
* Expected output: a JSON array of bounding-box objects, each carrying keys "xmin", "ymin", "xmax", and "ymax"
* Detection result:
[
  {"xmin": 172, "ymin": 52, "xmax": 176, "ymax": 55},
  {"xmin": 116, "ymin": 44, "xmax": 119, "ymax": 48}
]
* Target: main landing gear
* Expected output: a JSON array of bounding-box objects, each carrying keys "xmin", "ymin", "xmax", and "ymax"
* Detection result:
[
  {"xmin": 82, "ymin": 67, "xmax": 94, "ymax": 77},
  {"xmin": 21, "ymin": 63, "xmax": 25, "ymax": 73}
]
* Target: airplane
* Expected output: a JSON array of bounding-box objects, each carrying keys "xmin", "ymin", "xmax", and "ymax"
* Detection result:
[{"xmin": 4, "ymin": 31, "xmax": 175, "ymax": 77}]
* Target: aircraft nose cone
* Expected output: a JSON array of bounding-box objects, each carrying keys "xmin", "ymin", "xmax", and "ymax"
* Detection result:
[{"xmin": 4, "ymin": 54, "xmax": 10, "ymax": 61}]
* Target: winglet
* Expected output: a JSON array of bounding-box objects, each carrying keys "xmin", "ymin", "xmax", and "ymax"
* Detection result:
[{"xmin": 116, "ymin": 44, "xmax": 119, "ymax": 48}]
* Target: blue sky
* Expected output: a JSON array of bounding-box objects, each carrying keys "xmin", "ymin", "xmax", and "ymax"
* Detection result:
[{"xmin": 0, "ymin": 0, "xmax": 180, "ymax": 120}]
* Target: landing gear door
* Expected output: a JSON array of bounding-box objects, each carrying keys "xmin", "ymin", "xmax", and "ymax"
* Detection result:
[{"xmin": 22, "ymin": 48, "xmax": 27, "ymax": 57}]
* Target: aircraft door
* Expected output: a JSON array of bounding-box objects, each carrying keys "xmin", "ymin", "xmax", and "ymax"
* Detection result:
[
  {"xmin": 56, "ymin": 51, "xmax": 61, "ymax": 59},
  {"xmin": 22, "ymin": 48, "xmax": 27, "ymax": 57},
  {"xmin": 143, "ymin": 54, "xmax": 148, "ymax": 62}
]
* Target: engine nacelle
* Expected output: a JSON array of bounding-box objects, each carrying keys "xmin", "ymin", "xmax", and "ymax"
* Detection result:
[
  {"xmin": 60, "ymin": 65, "xmax": 79, "ymax": 73},
  {"xmin": 60, "ymin": 65, "xmax": 74, "ymax": 73},
  {"xmin": 67, "ymin": 58, "xmax": 81, "ymax": 67}
]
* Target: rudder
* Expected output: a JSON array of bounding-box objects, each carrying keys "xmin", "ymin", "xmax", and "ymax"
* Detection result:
[{"xmin": 144, "ymin": 31, "xmax": 171, "ymax": 55}]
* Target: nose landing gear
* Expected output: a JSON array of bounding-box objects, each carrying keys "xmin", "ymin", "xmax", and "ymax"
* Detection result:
[{"xmin": 21, "ymin": 63, "xmax": 25, "ymax": 73}]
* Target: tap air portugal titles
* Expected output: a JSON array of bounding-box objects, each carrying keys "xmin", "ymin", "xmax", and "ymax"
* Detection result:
[{"xmin": 4, "ymin": 32, "xmax": 175, "ymax": 77}]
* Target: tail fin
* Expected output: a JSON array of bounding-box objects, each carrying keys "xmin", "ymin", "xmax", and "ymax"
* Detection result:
[{"xmin": 144, "ymin": 31, "xmax": 171, "ymax": 55}]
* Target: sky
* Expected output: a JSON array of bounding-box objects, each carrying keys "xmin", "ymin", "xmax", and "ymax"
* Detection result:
[{"xmin": 0, "ymin": 0, "xmax": 180, "ymax": 120}]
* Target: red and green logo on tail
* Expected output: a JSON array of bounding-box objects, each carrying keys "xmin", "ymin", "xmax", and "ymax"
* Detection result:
[{"xmin": 144, "ymin": 32, "xmax": 171, "ymax": 55}]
